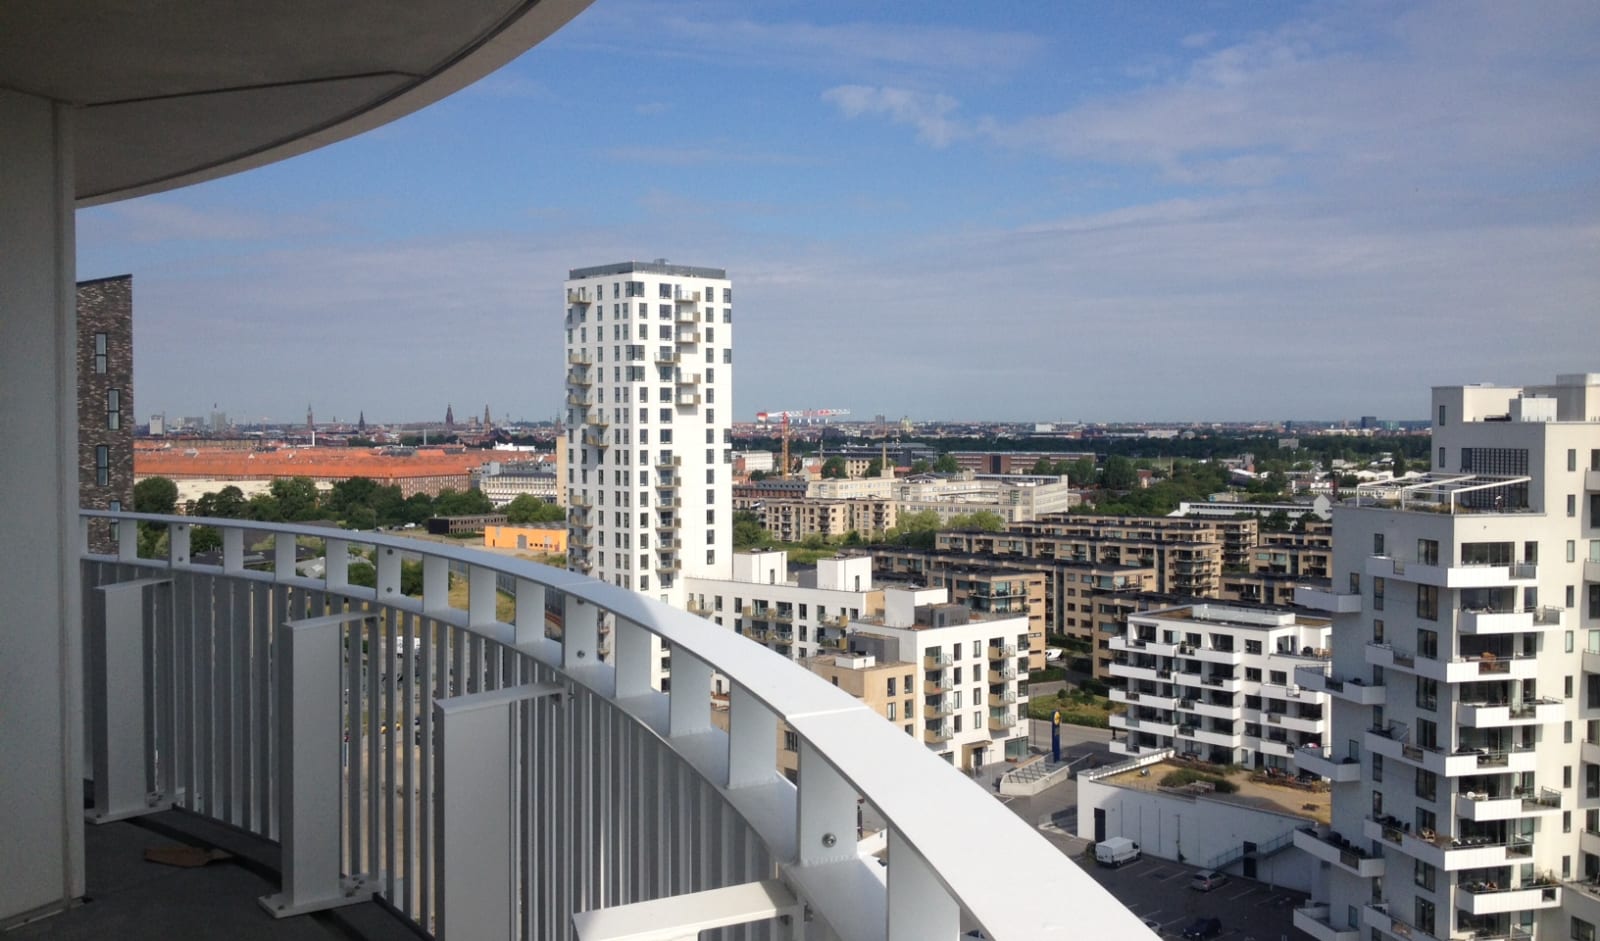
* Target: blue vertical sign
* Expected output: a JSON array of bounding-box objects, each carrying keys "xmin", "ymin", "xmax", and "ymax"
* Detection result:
[{"xmin": 1051, "ymin": 710, "xmax": 1061, "ymax": 763}]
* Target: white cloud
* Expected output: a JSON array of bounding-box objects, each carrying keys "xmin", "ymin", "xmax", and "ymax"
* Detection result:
[{"xmin": 822, "ymin": 85, "xmax": 964, "ymax": 148}]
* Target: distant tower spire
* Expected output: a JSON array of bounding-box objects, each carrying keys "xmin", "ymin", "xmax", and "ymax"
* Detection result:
[
  {"xmin": 357, "ymin": 410, "xmax": 366, "ymax": 433},
  {"xmin": 483, "ymin": 403, "xmax": 491, "ymax": 428},
  {"xmin": 445, "ymin": 403, "xmax": 455, "ymax": 429},
  {"xmin": 306, "ymin": 403, "xmax": 314, "ymax": 429}
]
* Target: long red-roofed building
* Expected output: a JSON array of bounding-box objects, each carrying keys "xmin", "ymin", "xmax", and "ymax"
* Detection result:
[{"xmin": 133, "ymin": 444, "xmax": 512, "ymax": 498}]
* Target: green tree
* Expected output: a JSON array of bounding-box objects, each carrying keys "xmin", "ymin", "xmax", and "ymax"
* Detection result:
[
  {"xmin": 909, "ymin": 459, "xmax": 932, "ymax": 475},
  {"xmin": 344, "ymin": 505, "xmax": 378, "ymax": 531},
  {"xmin": 865, "ymin": 458, "xmax": 884, "ymax": 478},
  {"xmin": 133, "ymin": 476, "xmax": 179, "ymax": 515},
  {"xmin": 433, "ymin": 487, "xmax": 492, "ymax": 517},
  {"xmin": 888, "ymin": 509, "xmax": 942, "ymax": 548},
  {"xmin": 1067, "ymin": 457, "xmax": 1098, "ymax": 487},
  {"xmin": 270, "ymin": 477, "xmax": 322, "ymax": 521},
  {"xmin": 1102, "ymin": 455, "xmax": 1137, "ymax": 490},
  {"xmin": 733, "ymin": 510, "xmax": 770, "ymax": 549},
  {"xmin": 1030, "ymin": 456, "xmax": 1054, "ymax": 475},
  {"xmin": 504, "ymin": 493, "xmax": 565, "ymax": 525},
  {"xmin": 934, "ymin": 453, "xmax": 959, "ymax": 474},
  {"xmin": 820, "ymin": 456, "xmax": 847, "ymax": 479},
  {"xmin": 245, "ymin": 493, "xmax": 282, "ymax": 521},
  {"xmin": 1392, "ymin": 452, "xmax": 1408, "ymax": 476},
  {"xmin": 193, "ymin": 485, "xmax": 247, "ymax": 519},
  {"xmin": 946, "ymin": 510, "xmax": 1006, "ymax": 532}
]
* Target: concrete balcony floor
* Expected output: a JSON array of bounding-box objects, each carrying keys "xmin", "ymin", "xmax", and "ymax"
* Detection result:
[{"xmin": 11, "ymin": 809, "xmax": 411, "ymax": 941}]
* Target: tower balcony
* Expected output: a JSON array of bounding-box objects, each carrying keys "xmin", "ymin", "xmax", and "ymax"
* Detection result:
[
  {"xmin": 567, "ymin": 291, "xmax": 592, "ymax": 305},
  {"xmin": 62, "ymin": 511, "xmax": 1131, "ymax": 941}
]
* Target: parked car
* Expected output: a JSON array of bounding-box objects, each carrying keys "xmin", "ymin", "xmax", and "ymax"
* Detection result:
[
  {"xmin": 1141, "ymin": 916, "xmax": 1162, "ymax": 934},
  {"xmin": 1181, "ymin": 916, "xmax": 1222, "ymax": 939},
  {"xmin": 1189, "ymin": 870, "xmax": 1228, "ymax": 892}
]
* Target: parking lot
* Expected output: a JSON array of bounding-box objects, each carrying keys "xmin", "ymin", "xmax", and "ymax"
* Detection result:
[{"xmin": 1072, "ymin": 853, "xmax": 1305, "ymax": 940}]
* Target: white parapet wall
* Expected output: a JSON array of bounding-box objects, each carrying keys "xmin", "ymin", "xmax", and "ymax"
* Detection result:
[{"xmin": 1076, "ymin": 772, "xmax": 1321, "ymax": 893}]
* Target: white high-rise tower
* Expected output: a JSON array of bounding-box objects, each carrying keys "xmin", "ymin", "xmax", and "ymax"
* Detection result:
[{"xmin": 563, "ymin": 261, "xmax": 734, "ymax": 609}]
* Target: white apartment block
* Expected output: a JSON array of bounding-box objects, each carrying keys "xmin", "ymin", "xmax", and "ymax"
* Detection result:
[
  {"xmin": 1291, "ymin": 372, "xmax": 1600, "ymax": 941},
  {"xmin": 1107, "ymin": 603, "xmax": 1332, "ymax": 768},
  {"xmin": 563, "ymin": 261, "xmax": 734, "ymax": 608},
  {"xmin": 684, "ymin": 552, "xmax": 879, "ymax": 664},
  {"xmin": 475, "ymin": 459, "xmax": 558, "ymax": 507},
  {"xmin": 848, "ymin": 587, "xmax": 1031, "ymax": 768},
  {"xmin": 893, "ymin": 472, "xmax": 1079, "ymax": 523}
]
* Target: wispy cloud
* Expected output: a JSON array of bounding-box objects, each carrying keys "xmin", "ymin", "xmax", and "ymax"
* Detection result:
[
  {"xmin": 822, "ymin": 85, "xmax": 964, "ymax": 147},
  {"xmin": 89, "ymin": 200, "xmax": 338, "ymax": 244}
]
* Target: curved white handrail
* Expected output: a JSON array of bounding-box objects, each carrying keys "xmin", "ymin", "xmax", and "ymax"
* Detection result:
[{"xmin": 83, "ymin": 511, "xmax": 1150, "ymax": 940}]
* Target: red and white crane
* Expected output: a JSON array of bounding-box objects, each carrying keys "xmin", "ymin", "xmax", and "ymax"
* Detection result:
[{"xmin": 753, "ymin": 408, "xmax": 851, "ymax": 477}]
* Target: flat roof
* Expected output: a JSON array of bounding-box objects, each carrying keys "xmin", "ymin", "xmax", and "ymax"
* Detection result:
[{"xmin": 568, "ymin": 261, "xmax": 728, "ymax": 280}]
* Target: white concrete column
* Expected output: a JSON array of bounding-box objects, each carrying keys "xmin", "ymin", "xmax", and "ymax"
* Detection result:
[{"xmin": 0, "ymin": 88, "xmax": 82, "ymax": 924}]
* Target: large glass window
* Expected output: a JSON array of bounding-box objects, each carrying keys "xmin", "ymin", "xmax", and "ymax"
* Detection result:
[{"xmin": 1417, "ymin": 585, "xmax": 1438, "ymax": 621}]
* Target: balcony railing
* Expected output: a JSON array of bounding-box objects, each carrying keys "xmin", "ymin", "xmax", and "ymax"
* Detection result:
[{"xmin": 75, "ymin": 512, "xmax": 1130, "ymax": 940}]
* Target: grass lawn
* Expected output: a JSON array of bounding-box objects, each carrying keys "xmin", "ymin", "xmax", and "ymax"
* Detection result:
[{"xmin": 1026, "ymin": 690, "xmax": 1122, "ymax": 728}]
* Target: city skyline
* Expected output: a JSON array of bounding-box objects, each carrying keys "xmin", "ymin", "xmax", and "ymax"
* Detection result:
[{"xmin": 76, "ymin": 1, "xmax": 1600, "ymax": 423}]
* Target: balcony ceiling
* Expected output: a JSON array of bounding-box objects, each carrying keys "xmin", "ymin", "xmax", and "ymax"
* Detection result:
[{"xmin": 0, "ymin": 0, "xmax": 589, "ymax": 205}]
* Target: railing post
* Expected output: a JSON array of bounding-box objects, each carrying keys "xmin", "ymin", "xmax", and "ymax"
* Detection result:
[
  {"xmin": 727, "ymin": 684, "xmax": 778, "ymax": 789},
  {"xmin": 85, "ymin": 577, "xmax": 172, "ymax": 823},
  {"xmin": 221, "ymin": 526, "xmax": 244, "ymax": 572},
  {"xmin": 375, "ymin": 544, "xmax": 402, "ymax": 600},
  {"xmin": 669, "ymin": 651, "xmax": 712, "ymax": 737},
  {"xmin": 168, "ymin": 521, "xmax": 191, "ymax": 566},
  {"xmin": 436, "ymin": 682, "xmax": 563, "ymax": 941},
  {"xmin": 468, "ymin": 564, "xmax": 496, "ymax": 627},
  {"xmin": 796, "ymin": 739, "xmax": 855, "ymax": 867},
  {"xmin": 260, "ymin": 612, "xmax": 377, "ymax": 918},
  {"xmin": 273, "ymin": 531, "xmax": 296, "ymax": 580},
  {"xmin": 614, "ymin": 617, "xmax": 653, "ymax": 699},
  {"xmin": 563, "ymin": 595, "xmax": 599, "ymax": 669},
  {"xmin": 886, "ymin": 829, "xmax": 958, "ymax": 941},
  {"xmin": 513, "ymin": 577, "xmax": 546, "ymax": 646}
]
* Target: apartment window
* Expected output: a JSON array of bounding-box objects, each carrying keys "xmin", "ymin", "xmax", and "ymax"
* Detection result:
[
  {"xmin": 1374, "ymin": 533, "xmax": 1385, "ymax": 556},
  {"xmin": 1416, "ymin": 677, "xmax": 1437, "ymax": 711},
  {"xmin": 782, "ymin": 731, "xmax": 798, "ymax": 752},
  {"xmin": 1417, "ymin": 718, "xmax": 1438, "ymax": 751},
  {"xmin": 1571, "ymin": 541, "xmax": 1579, "ymax": 563},
  {"xmin": 1417, "ymin": 585, "xmax": 1438, "ymax": 621},
  {"xmin": 93, "ymin": 333, "xmax": 107, "ymax": 373},
  {"xmin": 886, "ymin": 702, "xmax": 895, "ymax": 720},
  {"xmin": 887, "ymin": 677, "xmax": 896, "ymax": 696},
  {"xmin": 1415, "ymin": 768, "xmax": 1437, "ymax": 802},
  {"xmin": 1575, "ymin": 917, "xmax": 1597, "ymax": 941},
  {"xmin": 1349, "ymin": 572, "xmax": 1361, "ymax": 594},
  {"xmin": 1373, "ymin": 619, "xmax": 1385, "ymax": 644},
  {"xmin": 1438, "ymin": 404, "xmax": 1446, "ymax": 427},
  {"xmin": 1438, "ymin": 447, "xmax": 1445, "ymax": 468},
  {"xmin": 1373, "ymin": 577, "xmax": 1385, "ymax": 611},
  {"xmin": 1417, "ymin": 538, "xmax": 1438, "ymax": 566},
  {"xmin": 1413, "ymin": 897, "xmax": 1435, "ymax": 938},
  {"xmin": 1372, "ymin": 754, "xmax": 1383, "ymax": 782},
  {"xmin": 1570, "ymin": 494, "xmax": 1578, "ymax": 517},
  {"xmin": 106, "ymin": 388, "xmax": 121, "ymax": 430},
  {"xmin": 1413, "ymin": 859, "xmax": 1435, "ymax": 891},
  {"xmin": 1572, "ymin": 450, "xmax": 1580, "ymax": 472},
  {"xmin": 94, "ymin": 445, "xmax": 109, "ymax": 486},
  {"xmin": 1418, "ymin": 629, "xmax": 1438, "ymax": 659}
]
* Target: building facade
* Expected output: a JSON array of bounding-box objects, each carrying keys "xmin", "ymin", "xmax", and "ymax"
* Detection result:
[
  {"xmin": 563, "ymin": 261, "xmax": 733, "ymax": 607},
  {"xmin": 77, "ymin": 275, "xmax": 134, "ymax": 553},
  {"xmin": 684, "ymin": 553, "xmax": 879, "ymax": 663},
  {"xmin": 1294, "ymin": 373, "xmax": 1600, "ymax": 941},
  {"xmin": 1106, "ymin": 603, "xmax": 1332, "ymax": 768}
]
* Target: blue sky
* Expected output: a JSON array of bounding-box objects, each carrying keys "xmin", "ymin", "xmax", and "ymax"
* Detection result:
[{"xmin": 78, "ymin": 1, "xmax": 1600, "ymax": 425}]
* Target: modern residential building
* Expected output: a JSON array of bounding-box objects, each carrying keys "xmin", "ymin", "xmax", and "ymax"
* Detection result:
[
  {"xmin": 1293, "ymin": 372, "xmax": 1600, "ymax": 941},
  {"xmin": 894, "ymin": 471, "xmax": 1080, "ymax": 523},
  {"xmin": 1106, "ymin": 602, "xmax": 1332, "ymax": 768},
  {"xmin": 848, "ymin": 587, "xmax": 1033, "ymax": 768},
  {"xmin": 77, "ymin": 274, "xmax": 134, "ymax": 554},
  {"xmin": 684, "ymin": 552, "xmax": 879, "ymax": 663},
  {"xmin": 775, "ymin": 652, "xmax": 914, "ymax": 779},
  {"xmin": 928, "ymin": 566, "xmax": 1050, "ymax": 671},
  {"xmin": 736, "ymin": 495, "xmax": 897, "ymax": 543},
  {"xmin": 473, "ymin": 456, "xmax": 562, "ymax": 506},
  {"xmin": 563, "ymin": 261, "xmax": 733, "ymax": 607}
]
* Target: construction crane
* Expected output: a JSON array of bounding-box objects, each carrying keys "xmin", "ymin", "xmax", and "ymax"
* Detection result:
[{"xmin": 754, "ymin": 408, "xmax": 851, "ymax": 478}]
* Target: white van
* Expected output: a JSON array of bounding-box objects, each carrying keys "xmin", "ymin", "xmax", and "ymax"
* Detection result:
[{"xmin": 1094, "ymin": 837, "xmax": 1141, "ymax": 867}]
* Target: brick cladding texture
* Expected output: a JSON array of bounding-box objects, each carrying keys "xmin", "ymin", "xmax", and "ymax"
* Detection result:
[{"xmin": 78, "ymin": 275, "xmax": 134, "ymax": 553}]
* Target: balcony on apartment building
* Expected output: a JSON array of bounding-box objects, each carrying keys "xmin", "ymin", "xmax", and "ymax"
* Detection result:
[
  {"xmin": 1362, "ymin": 814, "xmax": 1533, "ymax": 871},
  {"xmin": 1453, "ymin": 785, "xmax": 1562, "ymax": 823},
  {"xmin": 52, "ymin": 512, "xmax": 1123, "ymax": 941},
  {"xmin": 1292, "ymin": 826, "xmax": 1385, "ymax": 877},
  {"xmin": 1293, "ymin": 902, "xmax": 1360, "ymax": 941},
  {"xmin": 1364, "ymin": 642, "xmax": 1539, "ymax": 684},
  {"xmin": 1294, "ymin": 664, "xmax": 1388, "ymax": 705},
  {"xmin": 1294, "ymin": 743, "xmax": 1362, "ymax": 782}
]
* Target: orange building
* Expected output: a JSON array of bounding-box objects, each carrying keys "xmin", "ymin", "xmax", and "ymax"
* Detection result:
[
  {"xmin": 483, "ymin": 525, "xmax": 567, "ymax": 554},
  {"xmin": 134, "ymin": 445, "xmax": 492, "ymax": 497}
]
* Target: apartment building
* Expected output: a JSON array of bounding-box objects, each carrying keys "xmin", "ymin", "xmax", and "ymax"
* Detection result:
[
  {"xmin": 848, "ymin": 587, "xmax": 1032, "ymax": 768},
  {"xmin": 736, "ymin": 496, "xmax": 897, "ymax": 543},
  {"xmin": 894, "ymin": 471, "xmax": 1080, "ymax": 523},
  {"xmin": 926, "ymin": 567, "xmax": 1049, "ymax": 670},
  {"xmin": 563, "ymin": 261, "xmax": 733, "ymax": 607},
  {"xmin": 683, "ymin": 553, "xmax": 880, "ymax": 662},
  {"xmin": 772, "ymin": 653, "xmax": 912, "ymax": 780},
  {"xmin": 1292, "ymin": 373, "xmax": 1600, "ymax": 941},
  {"xmin": 474, "ymin": 458, "xmax": 561, "ymax": 507},
  {"xmin": 866, "ymin": 544, "xmax": 1154, "ymax": 670},
  {"xmin": 78, "ymin": 275, "xmax": 134, "ymax": 554},
  {"xmin": 1106, "ymin": 603, "xmax": 1332, "ymax": 768},
  {"xmin": 943, "ymin": 515, "xmax": 1251, "ymax": 598}
]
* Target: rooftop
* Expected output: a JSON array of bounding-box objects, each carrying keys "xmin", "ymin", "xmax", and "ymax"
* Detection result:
[
  {"xmin": 568, "ymin": 261, "xmax": 728, "ymax": 280},
  {"xmin": 1104, "ymin": 760, "xmax": 1331, "ymax": 825}
]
